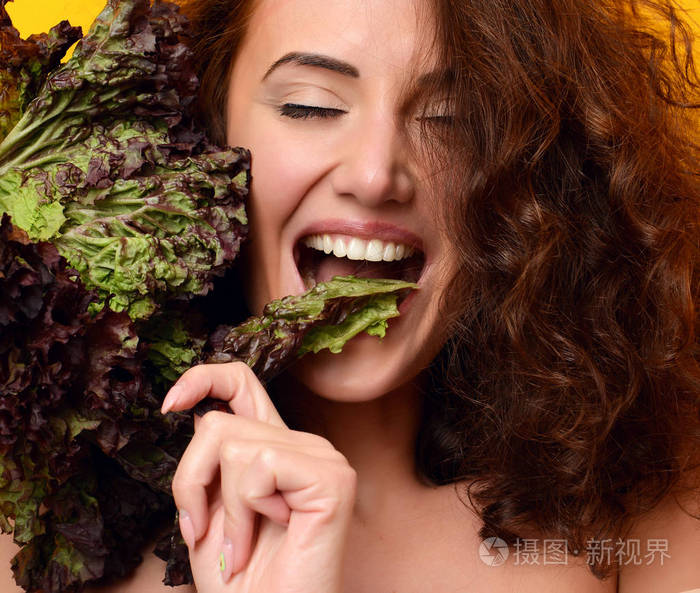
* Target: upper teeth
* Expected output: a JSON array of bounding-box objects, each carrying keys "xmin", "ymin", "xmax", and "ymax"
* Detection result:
[{"xmin": 302, "ymin": 234, "xmax": 416, "ymax": 262}]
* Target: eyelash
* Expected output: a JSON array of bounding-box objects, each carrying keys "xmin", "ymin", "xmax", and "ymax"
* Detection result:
[
  {"xmin": 277, "ymin": 103, "xmax": 455, "ymax": 126},
  {"xmin": 278, "ymin": 103, "xmax": 346, "ymax": 119}
]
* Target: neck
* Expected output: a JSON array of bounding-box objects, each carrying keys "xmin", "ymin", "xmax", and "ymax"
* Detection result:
[{"xmin": 270, "ymin": 372, "xmax": 431, "ymax": 521}]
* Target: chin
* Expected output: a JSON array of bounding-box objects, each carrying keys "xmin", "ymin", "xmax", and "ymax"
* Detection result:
[{"xmin": 287, "ymin": 329, "xmax": 431, "ymax": 402}]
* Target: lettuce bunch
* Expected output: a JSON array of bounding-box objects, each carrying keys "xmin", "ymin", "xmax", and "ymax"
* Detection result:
[{"xmin": 0, "ymin": 1, "xmax": 416, "ymax": 591}]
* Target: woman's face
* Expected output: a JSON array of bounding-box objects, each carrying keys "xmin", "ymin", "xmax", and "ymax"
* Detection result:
[{"xmin": 226, "ymin": 0, "xmax": 457, "ymax": 401}]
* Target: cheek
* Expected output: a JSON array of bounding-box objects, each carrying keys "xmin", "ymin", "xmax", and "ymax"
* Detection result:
[
  {"xmin": 247, "ymin": 123, "xmax": 333, "ymax": 212},
  {"xmin": 240, "ymin": 124, "xmax": 332, "ymax": 311},
  {"xmin": 248, "ymin": 151, "xmax": 304, "ymax": 219}
]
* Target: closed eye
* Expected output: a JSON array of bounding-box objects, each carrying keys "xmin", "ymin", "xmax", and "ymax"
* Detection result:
[
  {"xmin": 278, "ymin": 103, "xmax": 346, "ymax": 119},
  {"xmin": 416, "ymin": 97, "xmax": 455, "ymax": 126}
]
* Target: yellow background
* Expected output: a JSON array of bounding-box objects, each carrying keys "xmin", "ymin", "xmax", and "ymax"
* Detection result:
[
  {"xmin": 7, "ymin": 0, "xmax": 107, "ymax": 52},
  {"xmin": 5, "ymin": 0, "xmax": 700, "ymax": 64}
]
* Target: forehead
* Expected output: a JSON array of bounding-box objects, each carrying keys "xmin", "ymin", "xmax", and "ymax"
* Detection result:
[{"xmin": 240, "ymin": 0, "xmax": 437, "ymax": 77}]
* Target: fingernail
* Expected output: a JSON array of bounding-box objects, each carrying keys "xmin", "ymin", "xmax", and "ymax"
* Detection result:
[
  {"xmin": 179, "ymin": 510, "xmax": 196, "ymax": 549},
  {"xmin": 161, "ymin": 384, "xmax": 183, "ymax": 414},
  {"xmin": 219, "ymin": 537, "xmax": 234, "ymax": 583}
]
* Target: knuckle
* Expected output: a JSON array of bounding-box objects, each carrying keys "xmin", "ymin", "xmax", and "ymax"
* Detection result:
[
  {"xmin": 236, "ymin": 361, "xmax": 267, "ymax": 392},
  {"xmin": 327, "ymin": 460, "xmax": 357, "ymax": 496},
  {"xmin": 293, "ymin": 430, "xmax": 333, "ymax": 448},
  {"xmin": 334, "ymin": 468, "xmax": 358, "ymax": 510},
  {"xmin": 226, "ymin": 360, "xmax": 264, "ymax": 397},
  {"xmin": 327, "ymin": 447, "xmax": 352, "ymax": 465},
  {"xmin": 317, "ymin": 466, "xmax": 357, "ymax": 517},
  {"xmin": 327, "ymin": 443, "xmax": 355, "ymax": 471},
  {"xmin": 337, "ymin": 464, "xmax": 358, "ymax": 489},
  {"xmin": 220, "ymin": 441, "xmax": 244, "ymax": 464},
  {"xmin": 198, "ymin": 409, "xmax": 226, "ymax": 431},
  {"xmin": 257, "ymin": 446, "xmax": 279, "ymax": 467},
  {"xmin": 227, "ymin": 360, "xmax": 252, "ymax": 378},
  {"xmin": 222, "ymin": 361, "xmax": 247, "ymax": 392}
]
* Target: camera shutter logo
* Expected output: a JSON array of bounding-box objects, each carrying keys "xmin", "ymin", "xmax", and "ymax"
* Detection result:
[{"xmin": 479, "ymin": 537, "xmax": 510, "ymax": 566}]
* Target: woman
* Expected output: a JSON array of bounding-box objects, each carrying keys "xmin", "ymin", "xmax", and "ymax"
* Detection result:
[
  {"xmin": 3, "ymin": 0, "xmax": 699, "ymax": 591},
  {"xmin": 161, "ymin": 0, "xmax": 700, "ymax": 591}
]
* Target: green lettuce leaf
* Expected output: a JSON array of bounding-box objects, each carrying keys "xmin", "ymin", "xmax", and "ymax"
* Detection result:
[
  {"xmin": 299, "ymin": 291, "xmax": 398, "ymax": 354},
  {"xmin": 208, "ymin": 276, "xmax": 417, "ymax": 381}
]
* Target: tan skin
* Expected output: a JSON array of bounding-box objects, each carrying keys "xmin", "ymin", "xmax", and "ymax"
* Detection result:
[{"xmin": 2, "ymin": 0, "xmax": 699, "ymax": 591}]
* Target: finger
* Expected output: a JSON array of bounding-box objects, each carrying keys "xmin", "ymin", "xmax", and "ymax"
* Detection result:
[
  {"xmin": 161, "ymin": 361, "xmax": 287, "ymax": 428},
  {"xmin": 171, "ymin": 414, "xmax": 226, "ymax": 545},
  {"xmin": 173, "ymin": 410, "xmax": 336, "ymax": 545},
  {"xmin": 172, "ymin": 411, "xmax": 271, "ymax": 544},
  {"xmin": 218, "ymin": 441, "xmax": 289, "ymax": 582},
  {"xmin": 172, "ymin": 410, "xmax": 259, "ymax": 544},
  {"xmin": 220, "ymin": 446, "xmax": 357, "ymax": 578}
]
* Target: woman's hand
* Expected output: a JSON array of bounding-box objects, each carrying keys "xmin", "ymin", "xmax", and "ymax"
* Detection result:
[{"xmin": 161, "ymin": 362, "xmax": 357, "ymax": 593}]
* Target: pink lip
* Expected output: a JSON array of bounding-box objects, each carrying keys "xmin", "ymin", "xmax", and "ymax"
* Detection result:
[{"xmin": 294, "ymin": 219, "xmax": 425, "ymax": 253}]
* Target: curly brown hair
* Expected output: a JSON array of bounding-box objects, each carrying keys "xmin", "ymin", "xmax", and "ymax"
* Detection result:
[{"xmin": 178, "ymin": 0, "xmax": 700, "ymax": 580}]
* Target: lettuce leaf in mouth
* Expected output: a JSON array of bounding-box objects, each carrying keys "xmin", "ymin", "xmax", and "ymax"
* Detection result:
[{"xmin": 208, "ymin": 276, "xmax": 416, "ymax": 382}]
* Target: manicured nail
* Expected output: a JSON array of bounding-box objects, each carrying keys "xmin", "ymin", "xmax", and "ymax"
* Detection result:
[
  {"xmin": 179, "ymin": 510, "xmax": 196, "ymax": 549},
  {"xmin": 161, "ymin": 384, "xmax": 183, "ymax": 414},
  {"xmin": 219, "ymin": 537, "xmax": 234, "ymax": 583}
]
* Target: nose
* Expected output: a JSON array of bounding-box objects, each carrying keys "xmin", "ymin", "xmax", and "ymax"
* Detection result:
[{"xmin": 329, "ymin": 113, "xmax": 415, "ymax": 207}]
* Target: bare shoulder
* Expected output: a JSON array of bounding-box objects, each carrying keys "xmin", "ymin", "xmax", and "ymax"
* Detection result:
[
  {"xmin": 0, "ymin": 532, "xmax": 195, "ymax": 593},
  {"xmin": 618, "ymin": 480, "xmax": 700, "ymax": 593}
]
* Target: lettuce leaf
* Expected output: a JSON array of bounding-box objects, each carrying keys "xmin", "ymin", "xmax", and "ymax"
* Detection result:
[
  {"xmin": 0, "ymin": 0, "xmax": 82, "ymax": 143},
  {"xmin": 210, "ymin": 276, "xmax": 416, "ymax": 380},
  {"xmin": 0, "ymin": 0, "xmax": 248, "ymax": 319}
]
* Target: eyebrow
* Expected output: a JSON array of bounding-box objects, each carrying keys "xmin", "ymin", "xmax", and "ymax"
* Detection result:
[{"xmin": 262, "ymin": 52, "xmax": 360, "ymax": 80}]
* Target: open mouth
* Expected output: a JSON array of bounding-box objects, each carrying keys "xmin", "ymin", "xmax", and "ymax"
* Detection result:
[{"xmin": 294, "ymin": 233, "xmax": 426, "ymax": 290}]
